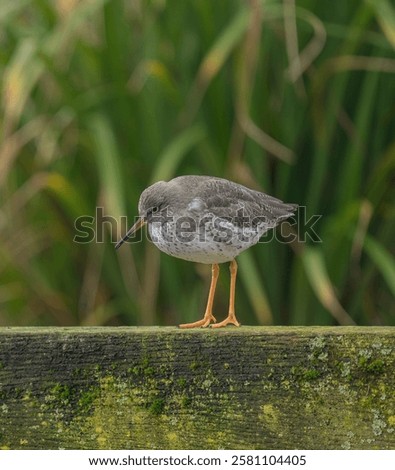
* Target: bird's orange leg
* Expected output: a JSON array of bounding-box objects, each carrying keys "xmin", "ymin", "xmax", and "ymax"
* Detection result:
[
  {"xmin": 211, "ymin": 259, "xmax": 240, "ymax": 328},
  {"xmin": 179, "ymin": 264, "xmax": 219, "ymax": 328}
]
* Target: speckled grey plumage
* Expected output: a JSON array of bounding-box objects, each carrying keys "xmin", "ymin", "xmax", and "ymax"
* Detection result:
[{"xmin": 135, "ymin": 176, "xmax": 297, "ymax": 264}]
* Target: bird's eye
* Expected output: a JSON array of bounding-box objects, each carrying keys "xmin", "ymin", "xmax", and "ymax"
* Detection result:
[{"xmin": 146, "ymin": 206, "xmax": 159, "ymax": 219}]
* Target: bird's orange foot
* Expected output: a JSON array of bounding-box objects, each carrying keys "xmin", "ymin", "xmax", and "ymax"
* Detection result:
[
  {"xmin": 210, "ymin": 314, "xmax": 240, "ymax": 328},
  {"xmin": 179, "ymin": 313, "xmax": 217, "ymax": 329}
]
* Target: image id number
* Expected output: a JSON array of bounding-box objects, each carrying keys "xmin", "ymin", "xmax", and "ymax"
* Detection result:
[{"xmin": 231, "ymin": 455, "xmax": 307, "ymax": 466}]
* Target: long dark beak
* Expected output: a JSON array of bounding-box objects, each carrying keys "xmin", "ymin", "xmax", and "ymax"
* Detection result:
[{"xmin": 115, "ymin": 217, "xmax": 146, "ymax": 250}]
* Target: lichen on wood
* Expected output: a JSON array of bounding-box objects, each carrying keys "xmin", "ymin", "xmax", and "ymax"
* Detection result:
[{"xmin": 0, "ymin": 326, "xmax": 394, "ymax": 449}]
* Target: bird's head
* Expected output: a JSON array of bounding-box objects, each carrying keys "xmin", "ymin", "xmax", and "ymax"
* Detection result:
[
  {"xmin": 138, "ymin": 181, "xmax": 168, "ymax": 221},
  {"xmin": 115, "ymin": 181, "xmax": 168, "ymax": 250}
]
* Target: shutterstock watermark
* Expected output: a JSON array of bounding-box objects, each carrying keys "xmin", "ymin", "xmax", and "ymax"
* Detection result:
[{"xmin": 73, "ymin": 206, "xmax": 322, "ymax": 245}]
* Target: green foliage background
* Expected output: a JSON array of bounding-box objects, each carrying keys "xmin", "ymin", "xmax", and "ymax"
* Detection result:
[{"xmin": 1, "ymin": 0, "xmax": 394, "ymax": 326}]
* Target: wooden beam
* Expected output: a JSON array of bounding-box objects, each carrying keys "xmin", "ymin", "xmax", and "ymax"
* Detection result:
[{"xmin": 0, "ymin": 327, "xmax": 394, "ymax": 449}]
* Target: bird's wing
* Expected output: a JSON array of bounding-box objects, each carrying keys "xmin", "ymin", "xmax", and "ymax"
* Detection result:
[{"xmin": 194, "ymin": 178, "xmax": 297, "ymax": 228}]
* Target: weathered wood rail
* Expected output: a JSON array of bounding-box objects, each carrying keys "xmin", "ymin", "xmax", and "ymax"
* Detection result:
[{"xmin": 0, "ymin": 326, "xmax": 394, "ymax": 449}]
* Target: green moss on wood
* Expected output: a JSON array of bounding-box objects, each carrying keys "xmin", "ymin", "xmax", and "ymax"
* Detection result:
[
  {"xmin": 148, "ymin": 398, "xmax": 165, "ymax": 416},
  {"xmin": 0, "ymin": 327, "xmax": 394, "ymax": 449},
  {"xmin": 78, "ymin": 388, "xmax": 101, "ymax": 412},
  {"xmin": 358, "ymin": 356, "xmax": 385, "ymax": 375}
]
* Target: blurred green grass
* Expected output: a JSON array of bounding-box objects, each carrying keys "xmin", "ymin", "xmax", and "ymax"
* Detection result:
[{"xmin": 0, "ymin": 0, "xmax": 394, "ymax": 326}]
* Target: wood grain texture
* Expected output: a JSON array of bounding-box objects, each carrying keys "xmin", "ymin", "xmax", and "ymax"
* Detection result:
[{"xmin": 0, "ymin": 326, "xmax": 394, "ymax": 450}]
